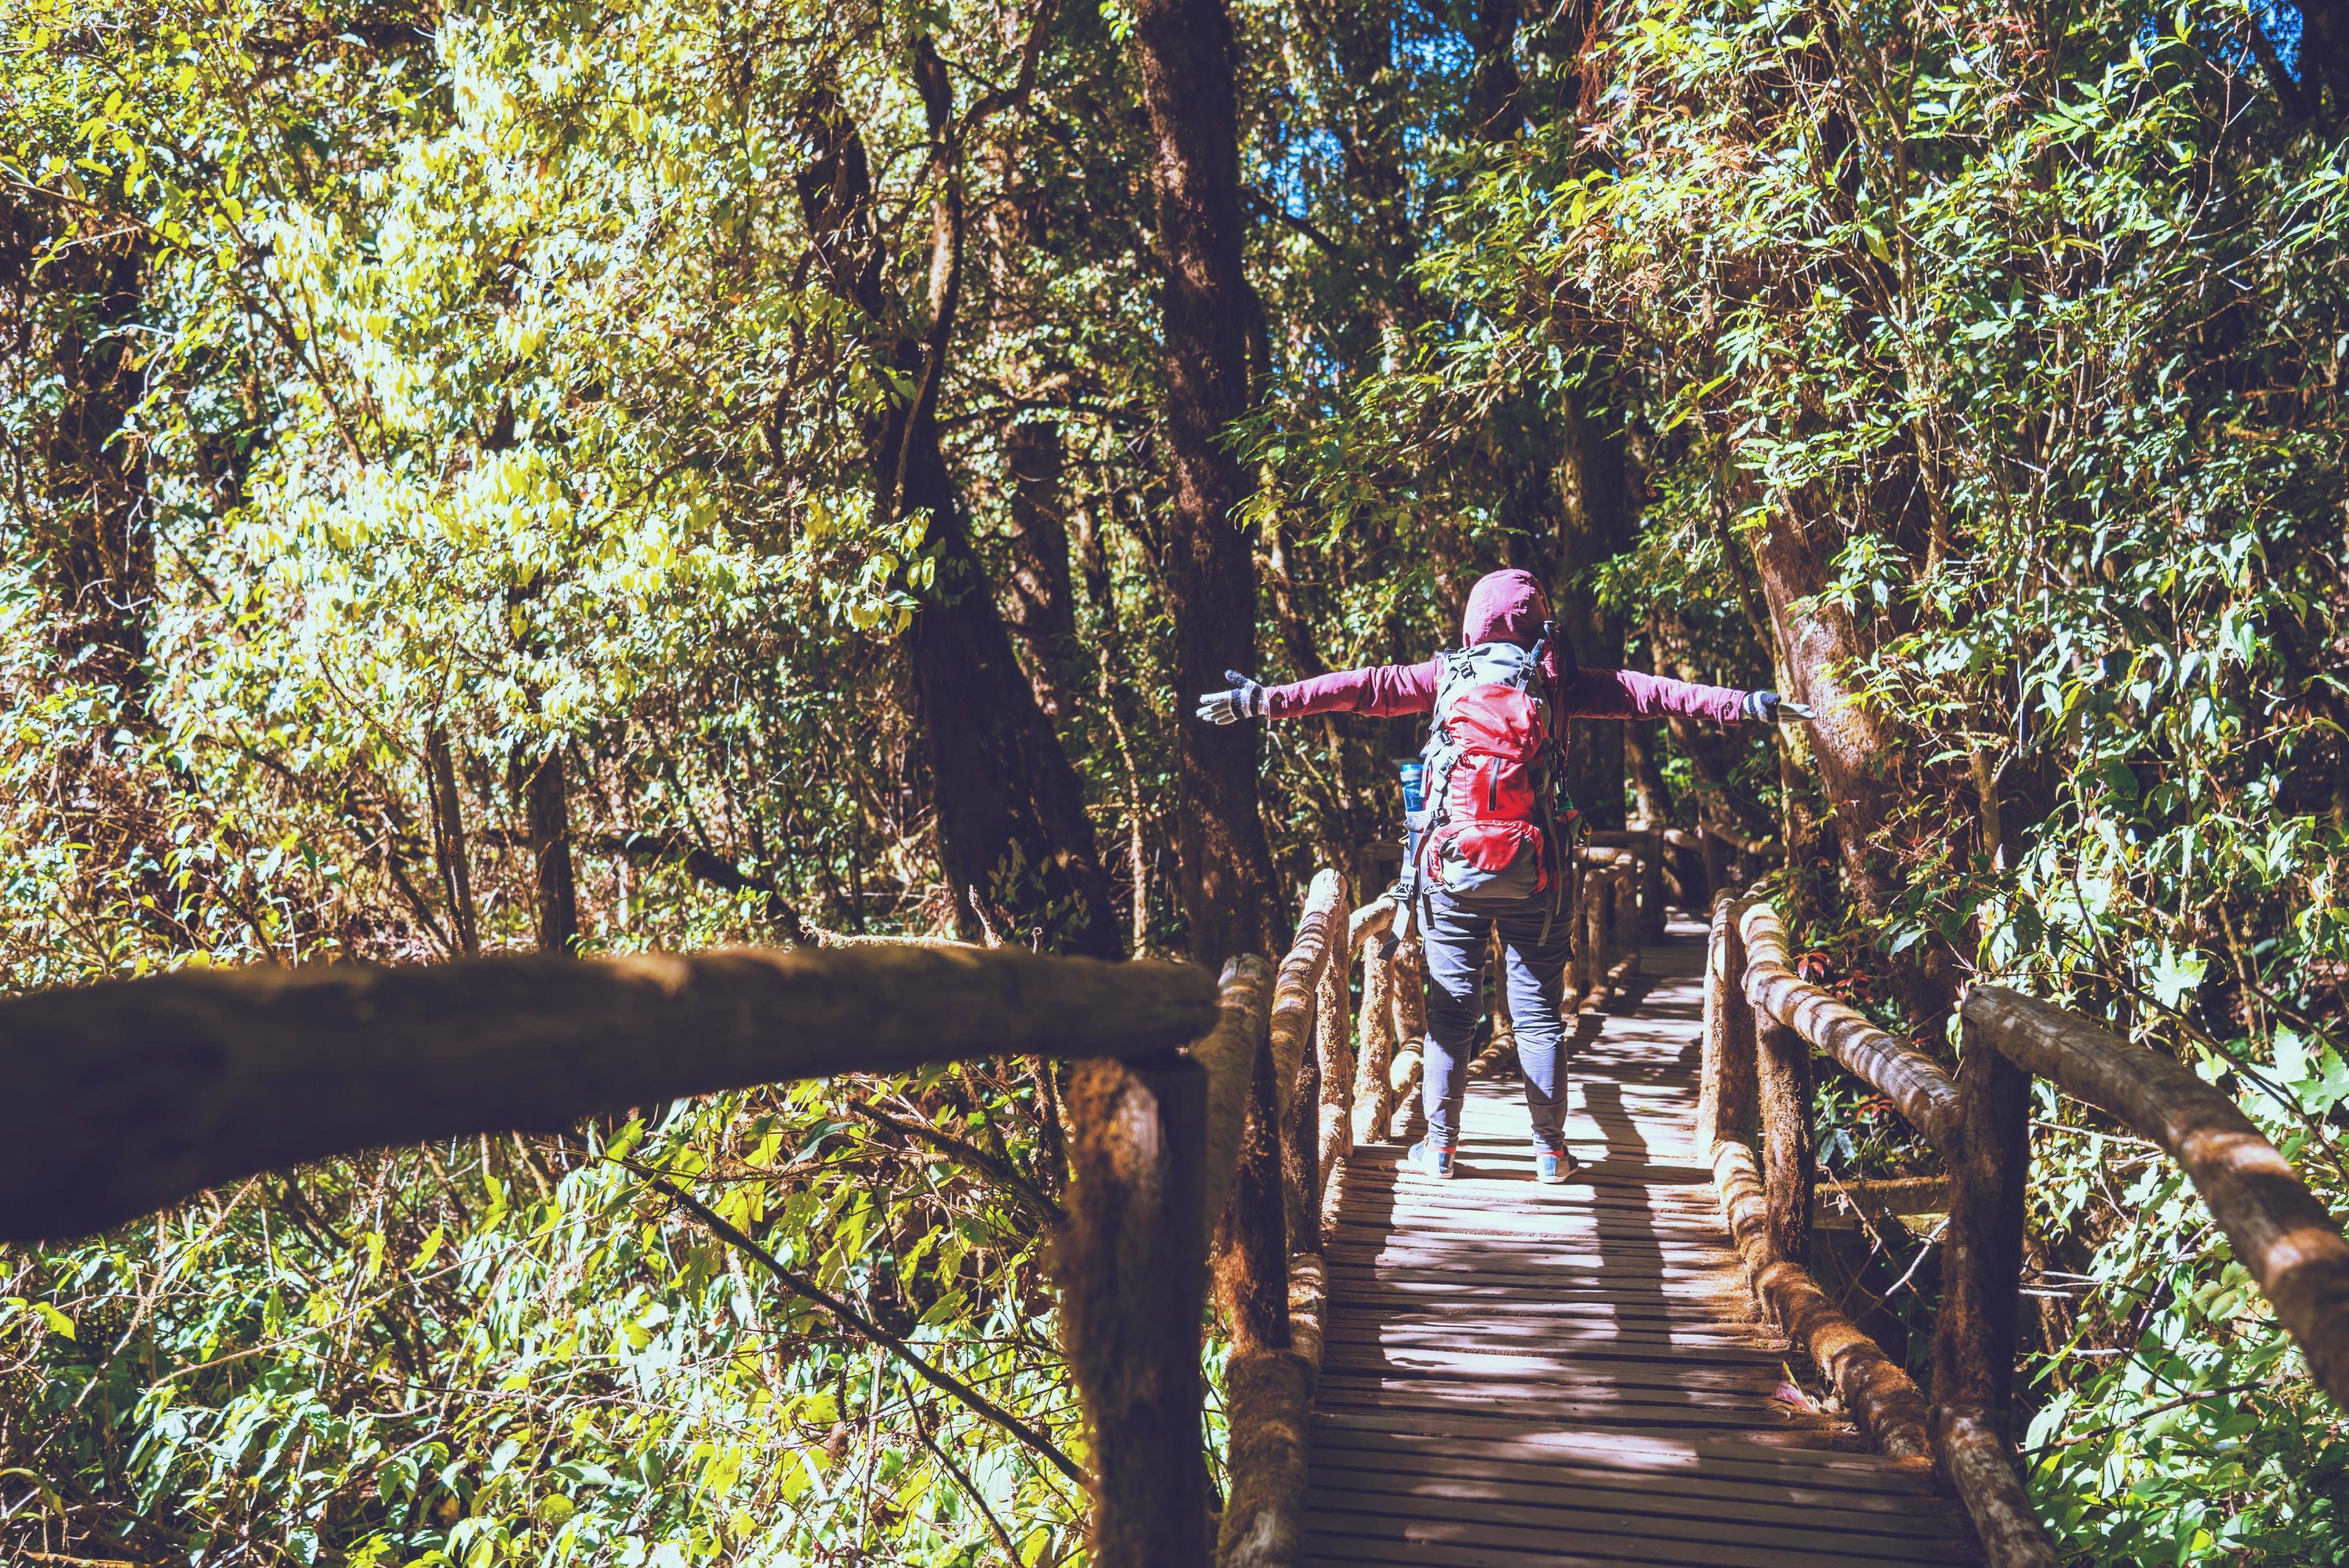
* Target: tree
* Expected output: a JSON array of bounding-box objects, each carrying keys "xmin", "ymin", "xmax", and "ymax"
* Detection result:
[
  {"xmin": 796, "ymin": 50, "xmax": 1121, "ymax": 957},
  {"xmin": 1127, "ymin": 0, "xmax": 1283, "ymax": 960}
]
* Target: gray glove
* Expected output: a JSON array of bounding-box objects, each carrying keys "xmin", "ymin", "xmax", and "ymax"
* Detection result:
[
  {"xmin": 1743, "ymin": 689, "xmax": 1815, "ymax": 722},
  {"xmin": 1196, "ymin": 670, "xmax": 1267, "ymax": 726}
]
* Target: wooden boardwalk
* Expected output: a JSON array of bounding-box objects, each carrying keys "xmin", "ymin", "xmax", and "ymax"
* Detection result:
[{"xmin": 1305, "ymin": 921, "xmax": 1979, "ymax": 1566}]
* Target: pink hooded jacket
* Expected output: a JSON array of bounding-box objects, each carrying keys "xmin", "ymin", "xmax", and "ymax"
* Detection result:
[{"xmin": 1263, "ymin": 569, "xmax": 1750, "ymax": 727}]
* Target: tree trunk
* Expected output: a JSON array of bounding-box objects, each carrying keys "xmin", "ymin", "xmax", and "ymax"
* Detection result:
[
  {"xmin": 426, "ymin": 724, "xmax": 482, "ymax": 956},
  {"xmin": 1002, "ymin": 417, "xmax": 1082, "ymax": 722},
  {"xmin": 1623, "ymin": 719, "xmax": 1673, "ymax": 824},
  {"xmin": 2300, "ymin": 0, "xmax": 2349, "ymax": 120},
  {"xmin": 15, "ymin": 209, "xmax": 153, "ymax": 718},
  {"xmin": 526, "ymin": 745, "xmax": 580, "ymax": 956},
  {"xmin": 1466, "ymin": 0, "xmax": 1524, "ymax": 138},
  {"xmin": 1129, "ymin": 0, "xmax": 1281, "ymax": 962},
  {"xmin": 796, "ymin": 75, "xmax": 1118, "ymax": 957},
  {"xmin": 902, "ymin": 437, "xmax": 1120, "ymax": 956},
  {"xmin": 1555, "ymin": 387, "xmax": 1636, "ymax": 829},
  {"xmin": 1743, "ymin": 505, "xmax": 1903, "ymax": 917}
]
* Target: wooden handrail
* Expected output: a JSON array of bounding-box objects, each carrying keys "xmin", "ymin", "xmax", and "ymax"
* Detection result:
[
  {"xmin": 0, "ymin": 942, "xmax": 1216, "ymax": 1244},
  {"xmin": 1700, "ymin": 893, "xmax": 1935, "ymax": 1462},
  {"xmin": 1967, "ymin": 986, "xmax": 2349, "ymax": 1407},
  {"xmin": 1708, "ymin": 889, "xmax": 2349, "ymax": 1567},
  {"xmin": 1707, "ymin": 891, "xmax": 2053, "ymax": 1561},
  {"xmin": 1739, "ymin": 902, "xmax": 1963, "ymax": 1150}
]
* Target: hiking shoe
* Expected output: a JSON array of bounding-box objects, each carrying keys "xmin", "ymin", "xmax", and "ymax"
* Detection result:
[
  {"xmin": 1403, "ymin": 1140, "xmax": 1457, "ymax": 1181},
  {"xmin": 1533, "ymin": 1143, "xmax": 1576, "ymax": 1185}
]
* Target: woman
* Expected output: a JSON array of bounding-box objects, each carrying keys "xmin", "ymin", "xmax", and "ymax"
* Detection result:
[{"xmin": 1197, "ymin": 568, "xmax": 1807, "ymax": 1182}]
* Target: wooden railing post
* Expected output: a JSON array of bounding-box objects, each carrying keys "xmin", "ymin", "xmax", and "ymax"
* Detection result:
[
  {"xmin": 1755, "ymin": 1009, "xmax": 1815, "ymax": 1266},
  {"xmin": 1383, "ymin": 935, "xmax": 1427, "ymax": 1139},
  {"xmin": 1061, "ymin": 1055, "xmax": 1212, "ymax": 1567},
  {"xmin": 1639, "ymin": 829, "xmax": 1667, "ymax": 942},
  {"xmin": 1699, "ymin": 827, "xmax": 1727, "ymax": 902},
  {"xmin": 1615, "ymin": 862, "xmax": 1642, "ymax": 976},
  {"xmin": 1314, "ymin": 921, "xmax": 1354, "ymax": 1229},
  {"xmin": 1695, "ymin": 893, "xmax": 1755, "ymax": 1158},
  {"xmin": 1281, "ymin": 1029, "xmax": 1322, "ymax": 1257},
  {"xmin": 1581, "ymin": 870, "xmax": 1607, "ymax": 1003},
  {"xmin": 1967, "ymin": 984, "xmax": 2349, "ymax": 1407},
  {"xmin": 1930, "ymin": 1016, "xmax": 2052, "ymax": 1566},
  {"xmin": 1351, "ymin": 934, "xmax": 1395, "ymax": 1143},
  {"xmin": 1216, "ymin": 1039, "xmax": 1291, "ymax": 1353}
]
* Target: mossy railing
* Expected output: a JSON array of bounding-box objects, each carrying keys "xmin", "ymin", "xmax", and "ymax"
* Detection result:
[{"xmin": 1702, "ymin": 890, "xmax": 2349, "ymax": 1568}]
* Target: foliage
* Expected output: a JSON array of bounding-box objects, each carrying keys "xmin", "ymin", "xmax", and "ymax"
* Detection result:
[
  {"xmin": 2, "ymin": 0, "xmax": 2345, "ymax": 1561},
  {"xmin": 1324, "ymin": 0, "xmax": 2349, "ymax": 1556}
]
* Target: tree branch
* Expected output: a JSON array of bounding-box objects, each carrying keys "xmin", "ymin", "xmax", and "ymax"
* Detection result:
[
  {"xmin": 910, "ymin": 1387, "xmax": 1029, "ymax": 1563},
  {"xmin": 850, "ymin": 1098, "xmax": 1066, "ymax": 1227},
  {"xmin": 647, "ymin": 1175, "xmax": 1089, "ymax": 1489}
]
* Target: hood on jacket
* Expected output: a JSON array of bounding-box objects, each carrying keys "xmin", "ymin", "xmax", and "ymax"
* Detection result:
[{"xmin": 1462, "ymin": 569, "xmax": 1552, "ymax": 647}]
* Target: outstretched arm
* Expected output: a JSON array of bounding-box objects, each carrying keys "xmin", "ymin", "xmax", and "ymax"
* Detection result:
[
  {"xmin": 1566, "ymin": 666, "xmax": 1811, "ymax": 724},
  {"xmin": 1199, "ymin": 658, "xmax": 1443, "ymax": 725}
]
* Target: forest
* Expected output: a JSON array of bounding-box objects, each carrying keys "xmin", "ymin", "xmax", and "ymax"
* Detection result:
[{"xmin": 2, "ymin": 0, "xmax": 2345, "ymax": 1562}]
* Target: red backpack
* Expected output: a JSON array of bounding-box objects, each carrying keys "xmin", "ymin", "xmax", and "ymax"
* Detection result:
[{"xmin": 1411, "ymin": 635, "xmax": 1577, "ymax": 927}]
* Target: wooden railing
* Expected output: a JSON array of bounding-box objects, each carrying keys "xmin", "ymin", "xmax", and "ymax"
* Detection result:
[
  {"xmin": 0, "ymin": 838, "xmax": 1675, "ymax": 1568},
  {"xmin": 1210, "ymin": 836, "xmax": 1670, "ymax": 1563},
  {"xmin": 1702, "ymin": 890, "xmax": 2349, "ymax": 1568},
  {"xmin": 0, "ymin": 938, "xmax": 1232, "ymax": 1562}
]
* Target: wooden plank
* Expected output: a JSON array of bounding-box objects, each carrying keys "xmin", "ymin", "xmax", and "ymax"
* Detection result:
[
  {"xmin": 1315, "ymin": 1343, "xmax": 1791, "ymax": 1394},
  {"xmin": 1329, "ymin": 1207, "xmax": 1733, "ymax": 1234},
  {"xmin": 1323, "ymin": 1278, "xmax": 1767, "ymax": 1313},
  {"xmin": 1313, "ymin": 1376, "xmax": 1843, "ymax": 1435},
  {"xmin": 1325, "ymin": 1243, "xmax": 1745, "ymax": 1275},
  {"xmin": 1329, "ymin": 1200, "xmax": 1731, "ymax": 1230},
  {"xmin": 1309, "ymin": 1413, "xmax": 1937, "ymax": 1486},
  {"xmin": 1323, "ymin": 1298, "xmax": 1761, "ymax": 1330},
  {"xmin": 1305, "ymin": 930, "xmax": 1981, "ymax": 1566},
  {"xmin": 1306, "ymin": 1430, "xmax": 1947, "ymax": 1510},
  {"xmin": 1301, "ymin": 1508, "xmax": 1964, "ymax": 1568},
  {"xmin": 1322, "ymin": 1276, "xmax": 1768, "ymax": 1313},
  {"xmin": 1329, "ymin": 1230, "xmax": 1747, "ymax": 1260},
  {"xmin": 1302, "ymin": 1481, "xmax": 1975, "ymax": 1560},
  {"xmin": 1307, "ymin": 1449, "xmax": 1962, "ymax": 1530},
  {"xmin": 1318, "ymin": 1338, "xmax": 1787, "ymax": 1379}
]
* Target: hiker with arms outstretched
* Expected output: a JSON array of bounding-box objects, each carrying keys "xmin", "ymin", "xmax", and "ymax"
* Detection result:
[{"xmin": 1198, "ymin": 568, "xmax": 1809, "ymax": 1184}]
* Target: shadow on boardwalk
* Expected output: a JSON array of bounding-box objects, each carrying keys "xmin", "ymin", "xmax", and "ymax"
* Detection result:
[{"xmin": 1301, "ymin": 918, "xmax": 1978, "ymax": 1568}]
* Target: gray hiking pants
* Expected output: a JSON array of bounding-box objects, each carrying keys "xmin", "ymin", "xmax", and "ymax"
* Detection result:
[{"xmin": 1420, "ymin": 890, "xmax": 1571, "ymax": 1151}]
